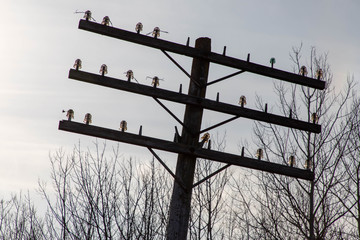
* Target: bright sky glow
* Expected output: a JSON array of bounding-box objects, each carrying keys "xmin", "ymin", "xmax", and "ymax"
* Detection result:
[{"xmin": 0, "ymin": 0, "xmax": 359, "ymax": 198}]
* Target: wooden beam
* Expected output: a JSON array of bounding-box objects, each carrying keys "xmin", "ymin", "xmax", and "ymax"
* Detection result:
[
  {"xmin": 58, "ymin": 120, "xmax": 314, "ymax": 181},
  {"xmin": 68, "ymin": 69, "xmax": 321, "ymax": 133},
  {"xmin": 78, "ymin": 19, "xmax": 326, "ymax": 90},
  {"xmin": 167, "ymin": 38, "xmax": 211, "ymax": 240}
]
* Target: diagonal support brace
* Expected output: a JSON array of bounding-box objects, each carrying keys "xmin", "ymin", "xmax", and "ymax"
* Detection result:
[
  {"xmin": 192, "ymin": 163, "xmax": 231, "ymax": 188},
  {"xmin": 206, "ymin": 70, "xmax": 245, "ymax": 87},
  {"xmin": 161, "ymin": 50, "xmax": 201, "ymax": 88},
  {"xmin": 152, "ymin": 97, "xmax": 193, "ymax": 136},
  {"xmin": 147, "ymin": 147, "xmax": 187, "ymax": 190},
  {"xmin": 199, "ymin": 115, "xmax": 240, "ymax": 134}
]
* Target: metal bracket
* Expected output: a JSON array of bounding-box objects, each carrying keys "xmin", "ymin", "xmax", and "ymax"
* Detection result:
[{"xmin": 174, "ymin": 126, "xmax": 182, "ymax": 143}]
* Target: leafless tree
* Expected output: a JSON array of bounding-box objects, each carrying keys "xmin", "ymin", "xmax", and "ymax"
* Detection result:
[
  {"xmin": 188, "ymin": 133, "xmax": 232, "ymax": 240},
  {"xmin": 38, "ymin": 141, "xmax": 172, "ymax": 239},
  {"xmin": 37, "ymin": 133, "xmax": 235, "ymax": 239},
  {"xmin": 231, "ymin": 45, "xmax": 356, "ymax": 239},
  {"xmin": 335, "ymin": 96, "xmax": 360, "ymax": 239},
  {"xmin": 0, "ymin": 192, "xmax": 46, "ymax": 239}
]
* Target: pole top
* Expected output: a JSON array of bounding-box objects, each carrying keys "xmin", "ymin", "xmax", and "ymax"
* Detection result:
[{"xmin": 195, "ymin": 37, "xmax": 211, "ymax": 51}]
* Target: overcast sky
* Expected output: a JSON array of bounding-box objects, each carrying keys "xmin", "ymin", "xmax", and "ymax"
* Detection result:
[{"xmin": 1, "ymin": 0, "xmax": 359, "ymax": 199}]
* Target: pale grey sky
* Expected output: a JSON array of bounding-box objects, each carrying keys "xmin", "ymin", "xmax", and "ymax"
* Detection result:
[{"xmin": 0, "ymin": 0, "xmax": 359, "ymax": 197}]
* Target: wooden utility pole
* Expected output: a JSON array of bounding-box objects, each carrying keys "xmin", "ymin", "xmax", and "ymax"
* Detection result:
[
  {"xmin": 166, "ymin": 38, "xmax": 210, "ymax": 239},
  {"xmin": 59, "ymin": 18, "xmax": 325, "ymax": 240}
]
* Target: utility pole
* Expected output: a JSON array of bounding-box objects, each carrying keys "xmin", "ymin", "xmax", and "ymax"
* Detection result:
[
  {"xmin": 166, "ymin": 37, "xmax": 210, "ymax": 239},
  {"xmin": 59, "ymin": 17, "xmax": 325, "ymax": 240}
]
